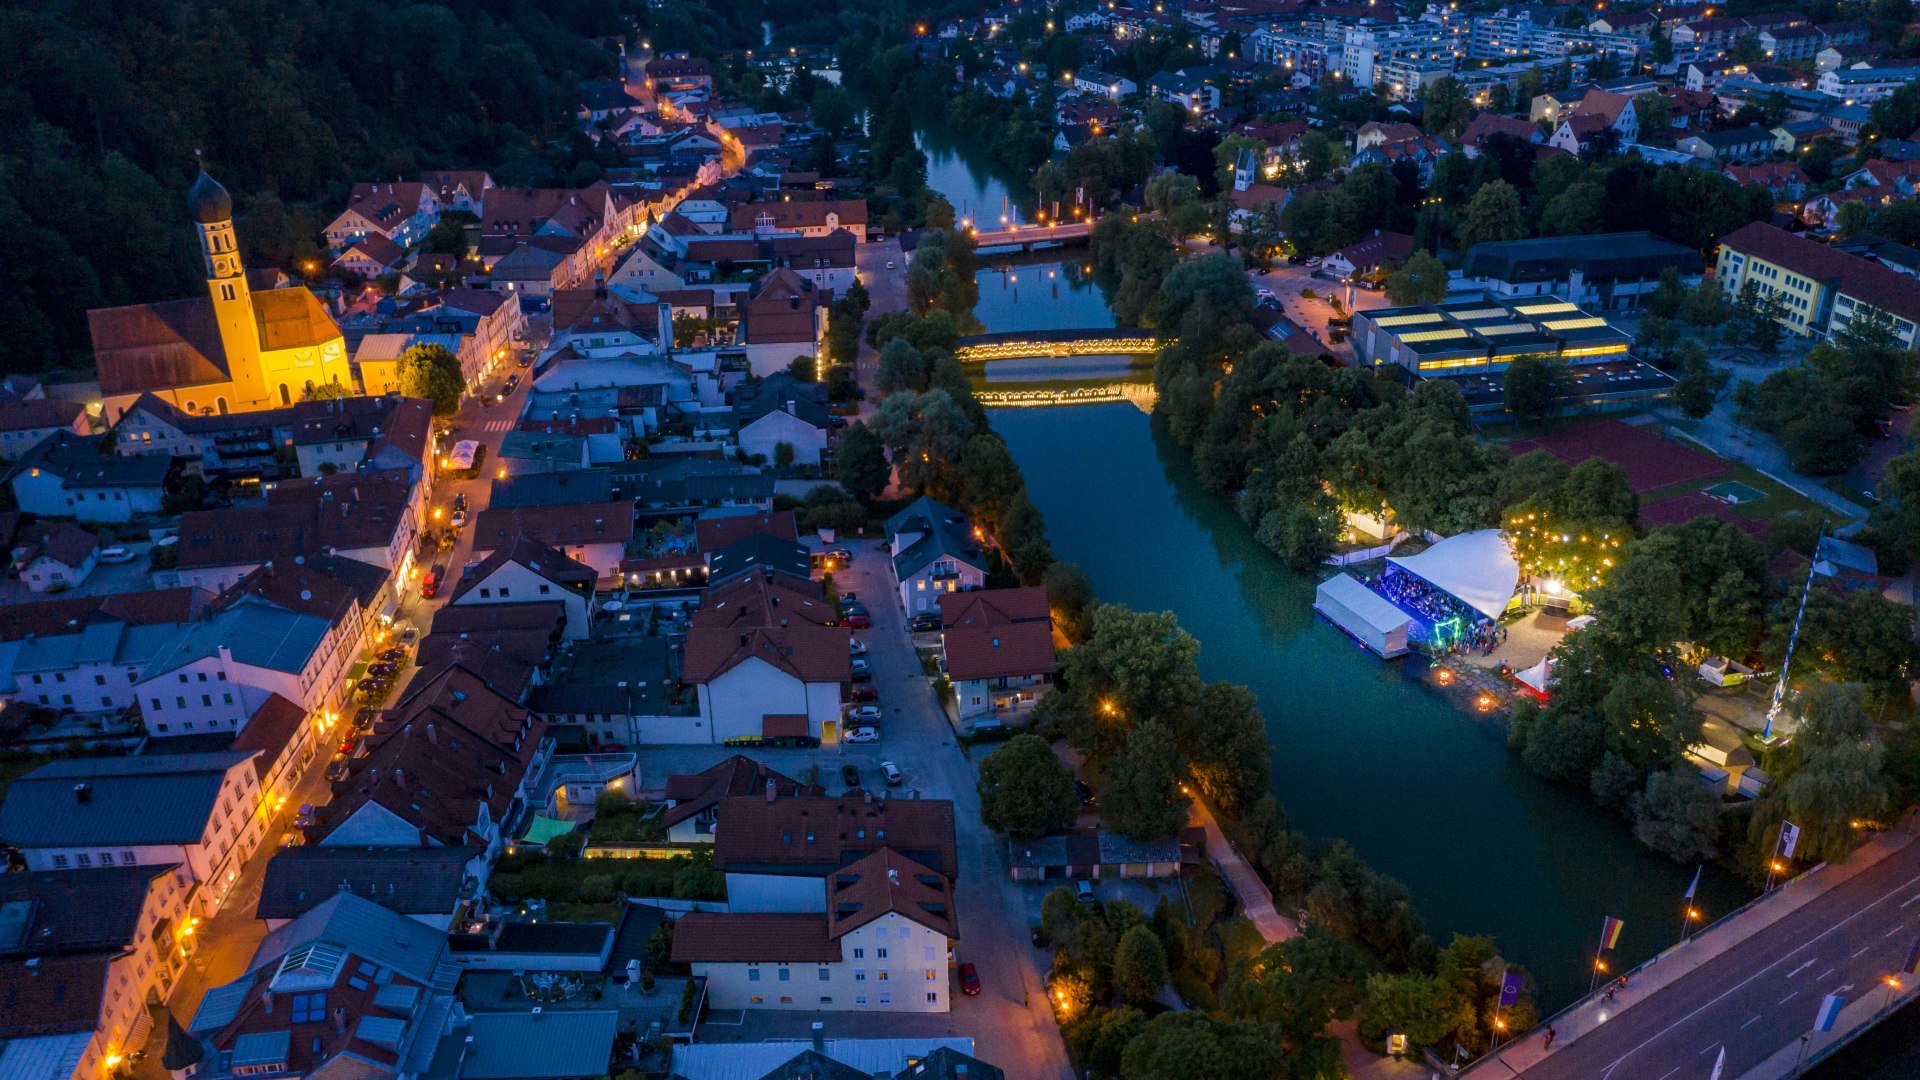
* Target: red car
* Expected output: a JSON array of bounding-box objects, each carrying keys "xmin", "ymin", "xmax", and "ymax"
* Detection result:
[
  {"xmin": 849, "ymin": 684, "xmax": 879, "ymax": 703},
  {"xmin": 959, "ymin": 963, "xmax": 980, "ymax": 996},
  {"xmin": 843, "ymin": 612, "xmax": 872, "ymax": 629}
]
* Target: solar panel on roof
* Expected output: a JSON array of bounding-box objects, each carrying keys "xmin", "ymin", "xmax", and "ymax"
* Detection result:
[
  {"xmin": 1400, "ymin": 329, "xmax": 1471, "ymax": 343},
  {"xmin": 1514, "ymin": 301, "xmax": 1578, "ymax": 314},
  {"xmin": 1543, "ymin": 316, "xmax": 1609, "ymax": 330},
  {"xmin": 1373, "ymin": 313, "xmax": 1445, "ymax": 327},
  {"xmin": 1476, "ymin": 323, "xmax": 1535, "ymax": 335}
]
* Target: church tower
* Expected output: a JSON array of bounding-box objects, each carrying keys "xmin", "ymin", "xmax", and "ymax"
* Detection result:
[{"xmin": 190, "ymin": 168, "xmax": 267, "ymax": 407}]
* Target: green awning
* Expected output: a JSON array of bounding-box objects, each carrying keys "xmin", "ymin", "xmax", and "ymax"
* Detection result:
[
  {"xmin": 521, "ymin": 816, "xmax": 577, "ymax": 847},
  {"xmin": 346, "ymin": 662, "xmax": 368, "ymax": 682}
]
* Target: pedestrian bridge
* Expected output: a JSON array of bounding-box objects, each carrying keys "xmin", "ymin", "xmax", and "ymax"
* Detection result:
[
  {"xmin": 955, "ymin": 328, "xmax": 1167, "ymax": 362},
  {"xmin": 967, "ymin": 220, "xmax": 1092, "ymax": 250}
]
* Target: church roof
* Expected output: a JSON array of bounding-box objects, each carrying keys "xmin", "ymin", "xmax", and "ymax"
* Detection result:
[
  {"xmin": 90, "ymin": 287, "xmax": 340, "ymax": 397},
  {"xmin": 189, "ymin": 171, "xmax": 232, "ymax": 224}
]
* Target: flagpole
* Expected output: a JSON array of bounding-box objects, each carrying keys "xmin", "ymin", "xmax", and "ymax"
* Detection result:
[
  {"xmin": 1679, "ymin": 865, "xmax": 1702, "ymax": 947},
  {"xmin": 1589, "ymin": 921, "xmax": 1607, "ymax": 994},
  {"xmin": 1766, "ymin": 822, "xmax": 1786, "ymax": 891}
]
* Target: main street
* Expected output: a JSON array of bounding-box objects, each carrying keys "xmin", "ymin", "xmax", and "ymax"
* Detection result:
[
  {"xmin": 155, "ymin": 361, "xmax": 538, "ymax": 1035},
  {"xmin": 1472, "ymin": 830, "xmax": 1920, "ymax": 1080}
]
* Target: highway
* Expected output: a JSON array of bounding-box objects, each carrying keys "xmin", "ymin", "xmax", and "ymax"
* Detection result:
[{"xmin": 1481, "ymin": 833, "xmax": 1920, "ymax": 1080}]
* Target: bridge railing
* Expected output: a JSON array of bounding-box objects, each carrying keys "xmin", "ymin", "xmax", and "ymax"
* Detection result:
[
  {"xmin": 954, "ymin": 334, "xmax": 1168, "ymax": 362},
  {"xmin": 1457, "ymin": 860, "xmax": 1833, "ymax": 1076}
]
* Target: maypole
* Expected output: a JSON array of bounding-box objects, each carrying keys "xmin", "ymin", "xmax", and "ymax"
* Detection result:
[{"xmin": 1764, "ymin": 522, "xmax": 1825, "ymax": 740}]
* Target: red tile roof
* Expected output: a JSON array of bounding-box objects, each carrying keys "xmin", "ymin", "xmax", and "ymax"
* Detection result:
[
  {"xmin": 827, "ymin": 848, "xmax": 957, "ymax": 940},
  {"xmin": 937, "ymin": 587, "xmax": 1055, "ymax": 681},
  {"xmin": 696, "ymin": 511, "xmax": 798, "ymax": 553},
  {"xmin": 0, "ymin": 953, "xmax": 111, "ymax": 1037},
  {"xmin": 691, "ymin": 569, "xmax": 837, "ymax": 630},
  {"xmin": 670, "ymin": 912, "xmax": 841, "ymax": 964},
  {"xmin": 681, "ymin": 625, "xmax": 851, "ymax": 685},
  {"xmin": 660, "ymin": 755, "xmax": 817, "ymax": 828},
  {"xmin": 1719, "ymin": 222, "xmax": 1920, "ymax": 325},
  {"xmin": 713, "ymin": 794, "xmax": 958, "ymax": 878}
]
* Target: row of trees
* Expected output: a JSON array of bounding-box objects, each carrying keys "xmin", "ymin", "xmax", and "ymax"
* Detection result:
[{"xmin": 1735, "ymin": 311, "xmax": 1917, "ymax": 475}]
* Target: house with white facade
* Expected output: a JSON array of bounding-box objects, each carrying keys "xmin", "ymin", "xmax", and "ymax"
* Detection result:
[
  {"xmin": 12, "ymin": 522, "xmax": 101, "ymax": 593},
  {"xmin": 6, "ymin": 431, "xmax": 173, "ymax": 524},
  {"xmin": 133, "ymin": 594, "xmax": 345, "ymax": 739},
  {"xmin": 446, "ymin": 536, "xmax": 598, "ymax": 639},
  {"xmin": 938, "ymin": 587, "xmax": 1055, "ymax": 726},
  {"xmin": 658, "ymin": 755, "xmax": 818, "ymax": 844},
  {"xmin": 884, "ymin": 497, "xmax": 989, "ymax": 617},
  {"xmin": 0, "ymin": 751, "xmax": 266, "ymax": 916},
  {"xmin": 0, "ymin": 864, "xmax": 199, "ymax": 1080},
  {"xmin": 672, "ymin": 848, "xmax": 958, "ymax": 1014}
]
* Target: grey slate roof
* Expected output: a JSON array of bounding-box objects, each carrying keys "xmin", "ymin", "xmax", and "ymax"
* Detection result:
[
  {"xmin": 460, "ymin": 1010, "xmax": 618, "ymax": 1080},
  {"xmin": 1461, "ymin": 231, "xmax": 1701, "ymax": 286},
  {"xmin": 256, "ymin": 846, "xmax": 476, "ymax": 921},
  {"xmin": 248, "ymin": 891, "xmax": 447, "ymax": 985},
  {"xmin": 139, "ymin": 595, "xmax": 331, "ymax": 682},
  {"xmin": 0, "ymin": 864, "xmax": 173, "ymax": 954},
  {"xmin": 707, "ymin": 533, "xmax": 811, "ymax": 584},
  {"xmin": 884, "ymin": 496, "xmax": 988, "ymax": 579},
  {"xmin": 0, "ymin": 751, "xmax": 255, "ymax": 848}
]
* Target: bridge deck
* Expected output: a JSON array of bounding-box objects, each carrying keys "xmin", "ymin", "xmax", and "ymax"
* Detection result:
[{"xmin": 1466, "ymin": 826, "xmax": 1920, "ymax": 1080}]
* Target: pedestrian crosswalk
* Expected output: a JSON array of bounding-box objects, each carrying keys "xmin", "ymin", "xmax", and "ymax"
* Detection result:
[{"xmin": 479, "ymin": 418, "xmax": 515, "ymax": 433}]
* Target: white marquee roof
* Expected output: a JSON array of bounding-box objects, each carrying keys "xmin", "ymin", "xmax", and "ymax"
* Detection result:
[{"xmin": 1387, "ymin": 529, "xmax": 1520, "ymax": 620}]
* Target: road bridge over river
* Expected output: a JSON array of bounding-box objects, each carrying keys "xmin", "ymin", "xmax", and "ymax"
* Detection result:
[
  {"xmin": 1463, "ymin": 824, "xmax": 1920, "ymax": 1080},
  {"xmin": 966, "ymin": 219, "xmax": 1092, "ymax": 250}
]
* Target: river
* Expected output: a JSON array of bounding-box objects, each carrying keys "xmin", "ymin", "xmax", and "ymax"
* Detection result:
[{"xmin": 915, "ymin": 130, "xmax": 1754, "ymax": 1010}]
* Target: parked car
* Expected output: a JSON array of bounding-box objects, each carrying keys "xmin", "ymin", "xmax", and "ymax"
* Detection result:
[
  {"xmin": 845, "ymin": 705, "xmax": 882, "ymax": 725},
  {"xmin": 421, "ymin": 564, "xmax": 445, "ymax": 598},
  {"xmin": 453, "ymin": 492, "xmax": 468, "ymax": 512},
  {"xmin": 848, "ymin": 684, "xmax": 879, "ymax": 703},
  {"xmin": 1076, "ymin": 879, "xmax": 1096, "ymax": 903},
  {"xmin": 841, "ymin": 764, "xmax": 862, "ymax": 788},
  {"xmin": 910, "ymin": 611, "xmax": 942, "ymax": 632},
  {"xmin": 353, "ymin": 706, "xmax": 378, "ymax": 729},
  {"xmin": 959, "ymin": 963, "xmax": 981, "ymax": 996},
  {"xmin": 1075, "ymin": 779, "xmax": 1096, "ymax": 806},
  {"xmin": 826, "ymin": 548, "xmax": 852, "ymax": 563},
  {"xmin": 844, "ymin": 612, "xmax": 872, "ymax": 630},
  {"xmin": 850, "ymin": 657, "xmax": 872, "ymax": 682},
  {"xmin": 886, "ymin": 259, "xmax": 896, "ymax": 270},
  {"xmin": 294, "ymin": 803, "xmax": 316, "ymax": 828},
  {"xmin": 279, "ymin": 830, "xmax": 305, "ymax": 849},
  {"xmin": 849, "ymin": 638, "xmax": 869, "ymax": 656},
  {"xmin": 846, "ymin": 726, "xmax": 880, "ymax": 743},
  {"xmin": 326, "ymin": 757, "xmax": 351, "ymax": 782},
  {"xmin": 97, "ymin": 546, "xmax": 137, "ymax": 564},
  {"xmin": 450, "ymin": 509, "xmax": 467, "ymax": 528},
  {"xmin": 881, "ymin": 761, "xmax": 903, "ymax": 787},
  {"xmin": 505, "ymin": 374, "xmax": 520, "ymax": 393},
  {"xmin": 336, "ymin": 735, "xmax": 358, "ymax": 758}
]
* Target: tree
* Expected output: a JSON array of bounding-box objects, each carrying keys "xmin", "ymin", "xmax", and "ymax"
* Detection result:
[
  {"xmin": 956, "ymin": 434, "xmax": 1026, "ymax": 526},
  {"xmin": 1043, "ymin": 561, "xmax": 1097, "ymax": 643},
  {"xmin": 1103, "ymin": 721, "xmax": 1191, "ymax": 840},
  {"xmin": 1455, "ymin": 181, "xmax": 1526, "ymax": 252},
  {"xmin": 1228, "ymin": 928, "xmax": 1367, "ymax": 1061},
  {"xmin": 977, "ymin": 734, "xmax": 1080, "ymax": 840},
  {"xmin": 1872, "ymin": 450, "xmax": 1920, "ymax": 566},
  {"xmin": 1179, "ymin": 681, "xmax": 1271, "ymax": 815},
  {"xmin": 304, "ymin": 382, "xmax": 350, "ymax": 401},
  {"xmin": 833, "ymin": 422, "xmax": 890, "ymax": 501},
  {"xmin": 398, "ymin": 342, "xmax": 464, "ymax": 415},
  {"xmin": 876, "ymin": 338, "xmax": 931, "ymax": 394},
  {"xmin": 1357, "ymin": 972, "xmax": 1471, "ymax": 1050},
  {"xmin": 1384, "ymin": 250, "xmax": 1449, "ymax": 305},
  {"xmin": 1420, "ymin": 77, "xmax": 1472, "ymax": 136},
  {"xmin": 868, "ymin": 389, "xmax": 974, "ymax": 493},
  {"xmin": 1672, "ymin": 342, "xmax": 1728, "ymax": 419},
  {"xmin": 1539, "ymin": 180, "xmax": 1606, "ymax": 236},
  {"xmin": 1118, "ymin": 1013, "xmax": 1285, "ymax": 1080},
  {"xmin": 1632, "ymin": 767, "xmax": 1723, "ymax": 862},
  {"xmin": 671, "ymin": 858, "xmax": 724, "ymax": 900},
  {"xmin": 1065, "ymin": 1007, "xmax": 1148, "ymax": 1080},
  {"xmin": 1503, "ymin": 354, "xmax": 1572, "ymax": 422},
  {"xmin": 1059, "ymin": 605, "xmax": 1204, "ymax": 726},
  {"xmin": 1113, "ymin": 925, "xmax": 1170, "ymax": 1004},
  {"xmin": 1766, "ymin": 682, "xmax": 1888, "ymax": 862},
  {"xmin": 772, "ymin": 441, "xmax": 795, "ymax": 469}
]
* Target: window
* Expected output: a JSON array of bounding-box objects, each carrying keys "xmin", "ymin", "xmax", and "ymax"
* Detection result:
[
  {"xmin": 76, "ymin": 854, "xmax": 91, "ymax": 867},
  {"xmin": 928, "ymin": 992, "xmax": 939, "ymax": 1003},
  {"xmin": 539, "ymin": 584, "xmax": 551, "ymax": 594},
  {"xmin": 854, "ymin": 995, "xmax": 868, "ymax": 1006},
  {"xmin": 852, "ymin": 948, "xmax": 863, "ymax": 959},
  {"xmin": 876, "ymin": 970, "xmax": 889, "ymax": 982},
  {"xmin": 121, "ymin": 852, "xmax": 136, "ymax": 865},
  {"xmin": 94, "ymin": 675, "xmax": 106, "ymax": 686},
  {"xmin": 876, "ymin": 947, "xmax": 888, "ymax": 959},
  {"xmin": 819, "ymin": 996, "xmax": 833, "ymax": 1004},
  {"xmin": 748, "ymin": 969, "xmax": 761, "ymax": 982},
  {"xmin": 879, "ymin": 991, "xmax": 892, "ymax": 1005},
  {"xmin": 290, "ymin": 992, "xmax": 327, "ymax": 1023},
  {"xmin": 52, "ymin": 855, "xmax": 68, "ymax": 868},
  {"xmin": 818, "ymin": 968, "xmax": 831, "ymax": 981},
  {"xmin": 779, "ymin": 995, "xmax": 793, "ymax": 1004},
  {"xmin": 926, "ymin": 968, "xmax": 938, "ymax": 980},
  {"xmin": 777, "ymin": 968, "xmax": 790, "ymax": 982},
  {"xmin": 854, "ymin": 969, "xmax": 866, "ymax": 982}
]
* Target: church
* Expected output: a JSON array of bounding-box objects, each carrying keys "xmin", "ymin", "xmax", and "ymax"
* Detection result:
[{"xmin": 89, "ymin": 170, "xmax": 352, "ymax": 421}]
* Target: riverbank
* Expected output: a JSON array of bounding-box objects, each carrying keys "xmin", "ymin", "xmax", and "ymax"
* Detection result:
[{"xmin": 992, "ymin": 403, "xmax": 1749, "ymax": 1010}]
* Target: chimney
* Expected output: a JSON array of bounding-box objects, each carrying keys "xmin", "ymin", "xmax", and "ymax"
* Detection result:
[
  {"xmin": 810, "ymin": 1022, "xmax": 825, "ymax": 1054},
  {"xmin": 334, "ymin": 1007, "xmax": 347, "ymax": 1035},
  {"xmin": 262, "ymin": 990, "xmax": 274, "ymax": 1013},
  {"xmin": 393, "ymin": 767, "xmax": 407, "ymax": 791},
  {"xmin": 73, "ymin": 783, "xmax": 92, "ymax": 803},
  {"xmin": 786, "ymin": 399, "xmax": 796, "ymax": 416},
  {"xmin": 427, "ymin": 722, "xmax": 438, "ymax": 746},
  {"xmin": 766, "ymin": 778, "xmax": 777, "ymax": 804},
  {"xmin": 888, "ymin": 868, "xmax": 900, "ymax": 886}
]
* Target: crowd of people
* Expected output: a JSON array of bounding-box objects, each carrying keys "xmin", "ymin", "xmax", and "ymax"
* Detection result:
[{"xmin": 1367, "ymin": 569, "xmax": 1508, "ymax": 656}]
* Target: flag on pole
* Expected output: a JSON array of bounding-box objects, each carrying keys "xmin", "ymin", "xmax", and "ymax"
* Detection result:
[
  {"xmin": 1814, "ymin": 992, "xmax": 1845, "ymax": 1033},
  {"xmin": 1709, "ymin": 1047, "xmax": 1725, "ymax": 1080},
  {"xmin": 1601, "ymin": 916, "xmax": 1625, "ymax": 950},
  {"xmin": 1684, "ymin": 865, "xmax": 1701, "ymax": 903},
  {"xmin": 1455, "ymin": 1043, "xmax": 1468, "ymax": 1062},
  {"xmin": 1499, "ymin": 972, "xmax": 1524, "ymax": 1008},
  {"xmin": 1781, "ymin": 821, "xmax": 1802, "ymax": 859},
  {"xmin": 1904, "ymin": 937, "xmax": 1920, "ymax": 976}
]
